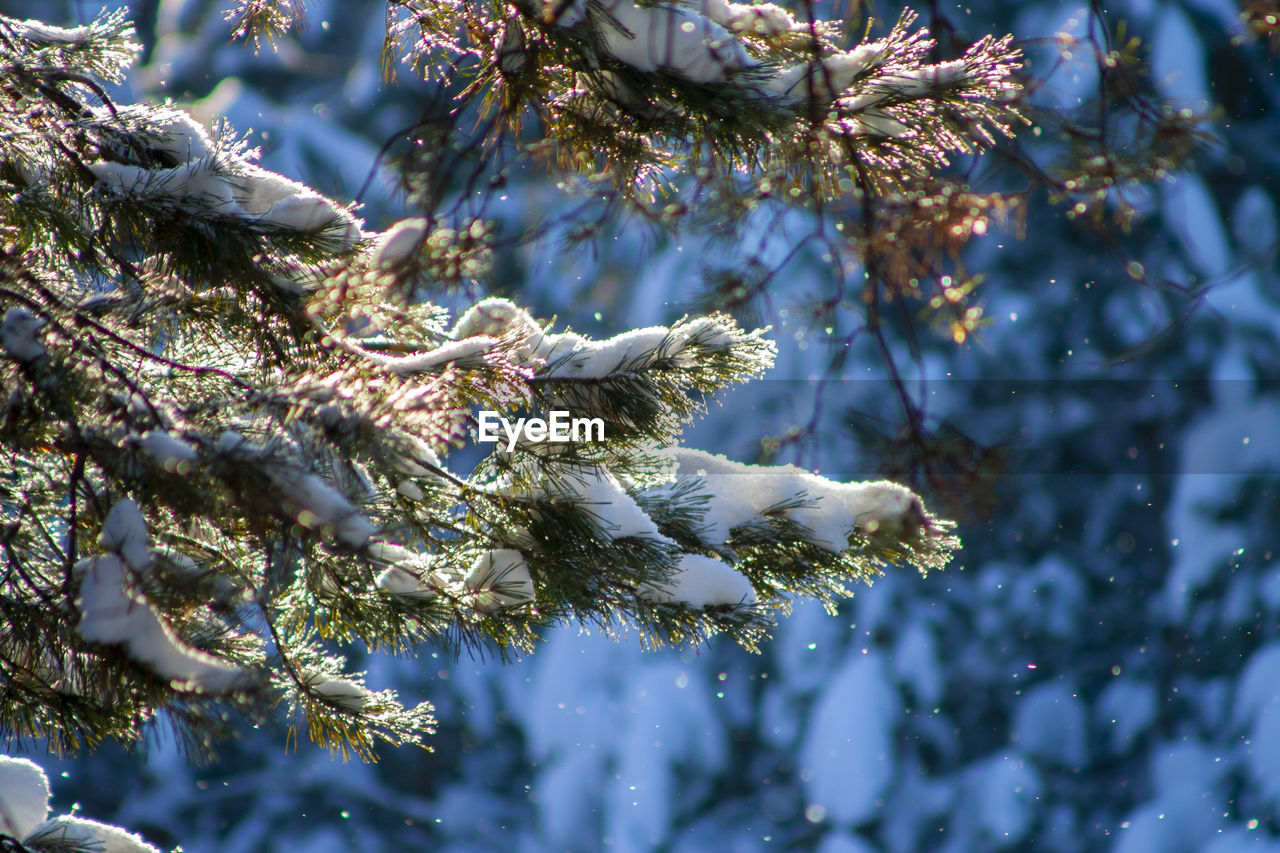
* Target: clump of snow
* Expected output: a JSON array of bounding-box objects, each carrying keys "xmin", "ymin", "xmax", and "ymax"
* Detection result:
[
  {"xmin": 135, "ymin": 429, "xmax": 198, "ymax": 473},
  {"xmin": 638, "ymin": 553, "xmax": 757, "ymax": 607},
  {"xmin": 256, "ymin": 193, "xmax": 355, "ymax": 243},
  {"xmin": 83, "ymin": 503, "xmax": 245, "ymax": 692},
  {"xmin": 1, "ymin": 756, "xmax": 159, "ymax": 851},
  {"xmin": 370, "ymin": 218, "xmax": 428, "ymax": 267},
  {"xmin": 376, "ymin": 565, "xmax": 437, "ymax": 598},
  {"xmin": 213, "ymin": 433, "xmax": 377, "ymax": 549},
  {"xmin": 836, "ymin": 109, "xmax": 911, "ymax": 138},
  {"xmin": 332, "ymin": 515, "xmax": 377, "ymax": 551},
  {"xmin": 215, "ymin": 429, "xmax": 250, "ymax": 455},
  {"xmin": 371, "ymin": 542, "xmax": 442, "ymax": 598},
  {"xmin": 0, "ymin": 308, "xmax": 47, "ymax": 363},
  {"xmin": 74, "ymin": 553, "xmax": 245, "ymax": 692},
  {"xmin": 588, "ymin": 0, "xmax": 756, "ymax": 84},
  {"xmin": 26, "ymin": 815, "xmax": 160, "ymax": 853},
  {"xmin": 227, "ymin": 161, "xmax": 310, "ymax": 211},
  {"xmin": 367, "ymin": 541, "xmax": 418, "ymax": 566},
  {"xmin": 306, "ymin": 672, "xmax": 371, "ymax": 711},
  {"xmin": 90, "ymin": 160, "xmax": 238, "ymax": 211},
  {"xmin": 231, "ymin": 164, "xmax": 363, "ymax": 249},
  {"xmin": 452, "ymin": 297, "xmax": 543, "ymax": 342},
  {"xmin": 534, "ymin": 315, "xmax": 743, "ymax": 378},
  {"xmin": 11, "ymin": 19, "xmax": 92, "ymax": 43},
  {"xmin": 674, "ymin": 315, "xmax": 738, "ymax": 351},
  {"xmin": 661, "ymin": 447, "xmax": 927, "ymax": 551},
  {"xmin": 765, "ymin": 41, "xmax": 889, "ymax": 101},
  {"xmin": 700, "ymin": 0, "xmax": 809, "ymax": 36},
  {"xmin": 0, "ymin": 755, "xmax": 50, "ymax": 841},
  {"xmin": 542, "ymin": 326, "xmax": 674, "ymax": 378},
  {"xmin": 881, "ymin": 59, "xmax": 971, "ymax": 96},
  {"xmin": 396, "ymin": 480, "xmax": 425, "ymax": 500},
  {"xmin": 367, "ymin": 336, "xmax": 502, "ymax": 373},
  {"xmin": 464, "ymin": 549, "xmax": 535, "ymax": 609},
  {"xmin": 542, "ymin": 0, "xmax": 1005, "ymax": 144},
  {"xmin": 140, "ymin": 107, "xmax": 215, "ymax": 162},
  {"xmin": 271, "ymin": 470, "xmax": 376, "ymax": 549},
  {"xmin": 87, "ymin": 106, "xmax": 363, "ymax": 250},
  {"xmin": 812, "ymin": 54, "xmax": 982, "ymax": 137},
  {"xmin": 99, "ymin": 497, "xmax": 152, "ymax": 572},
  {"xmin": 548, "ymin": 0, "xmax": 912, "ymax": 104},
  {"xmin": 372, "ymin": 298, "xmax": 746, "ymax": 378},
  {"xmin": 553, "ymin": 466, "xmax": 668, "ymax": 541}
]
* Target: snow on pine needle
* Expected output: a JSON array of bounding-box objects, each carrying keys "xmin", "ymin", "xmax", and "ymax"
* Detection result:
[
  {"xmin": 86, "ymin": 105, "xmax": 364, "ymax": 253},
  {"xmin": 0, "ymin": 756, "xmax": 49, "ymax": 842},
  {"xmin": 637, "ymin": 553, "xmax": 759, "ymax": 608},
  {"xmin": 0, "ymin": 9, "xmax": 139, "ymax": 82},
  {"xmin": 0, "ymin": 7, "xmax": 959, "ymax": 764},
  {"xmin": 345, "ymin": 296, "xmax": 775, "ymax": 447},
  {"xmin": 0, "ymin": 756, "xmax": 160, "ymax": 853},
  {"xmin": 660, "ymin": 447, "xmax": 936, "ymax": 552},
  {"xmin": 464, "ymin": 549, "xmax": 537, "ymax": 610},
  {"xmin": 360, "ymin": 296, "xmax": 764, "ymax": 380},
  {"xmin": 131, "ymin": 429, "xmax": 199, "ymax": 474},
  {"xmin": 305, "ymin": 671, "xmax": 373, "ymax": 712},
  {"xmin": 390, "ymin": 0, "xmax": 1026, "ymax": 197},
  {"xmin": 75, "ymin": 500, "xmax": 248, "ymax": 692},
  {"xmin": 0, "ymin": 308, "xmax": 47, "ymax": 364}
]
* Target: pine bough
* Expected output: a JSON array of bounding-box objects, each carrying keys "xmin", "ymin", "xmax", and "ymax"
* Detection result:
[
  {"xmin": 0, "ymin": 8, "xmax": 955, "ymax": 787},
  {"xmin": 391, "ymin": 0, "xmax": 1025, "ymax": 195}
]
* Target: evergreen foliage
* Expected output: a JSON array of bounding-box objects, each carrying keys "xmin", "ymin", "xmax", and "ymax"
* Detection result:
[
  {"xmin": 4, "ymin": 0, "xmax": 1275, "ymax": 850},
  {"xmin": 0, "ymin": 0, "xmax": 990, "ymax": 789}
]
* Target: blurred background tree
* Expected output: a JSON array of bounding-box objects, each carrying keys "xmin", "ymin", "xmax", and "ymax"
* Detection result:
[{"xmin": 3, "ymin": 0, "xmax": 1279, "ymax": 851}]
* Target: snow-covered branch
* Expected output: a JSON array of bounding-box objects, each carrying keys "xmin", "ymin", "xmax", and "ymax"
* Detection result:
[
  {"xmin": 74, "ymin": 499, "xmax": 248, "ymax": 692},
  {"xmin": 359, "ymin": 296, "xmax": 766, "ymax": 380},
  {"xmin": 638, "ymin": 553, "xmax": 758, "ymax": 607},
  {"xmin": 88, "ymin": 107, "xmax": 363, "ymax": 251},
  {"xmin": 514, "ymin": 0, "xmax": 1024, "ymax": 165},
  {"xmin": 464, "ymin": 549, "xmax": 537, "ymax": 609},
  {"xmin": 660, "ymin": 447, "xmax": 930, "ymax": 551},
  {"xmin": 0, "ymin": 756, "xmax": 160, "ymax": 852},
  {"xmin": 0, "ymin": 6, "xmax": 962, "ymax": 767}
]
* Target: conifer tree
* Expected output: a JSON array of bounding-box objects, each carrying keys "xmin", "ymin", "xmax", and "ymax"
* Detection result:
[{"xmin": 0, "ymin": 2, "xmax": 1030, "ymax": 848}]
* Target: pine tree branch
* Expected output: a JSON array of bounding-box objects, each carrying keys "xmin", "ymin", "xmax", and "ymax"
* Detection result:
[{"xmin": 0, "ymin": 7, "xmax": 961, "ymax": 764}]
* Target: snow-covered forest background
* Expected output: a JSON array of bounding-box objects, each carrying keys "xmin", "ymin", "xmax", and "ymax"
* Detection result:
[{"xmin": 6, "ymin": 0, "xmax": 1280, "ymax": 850}]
